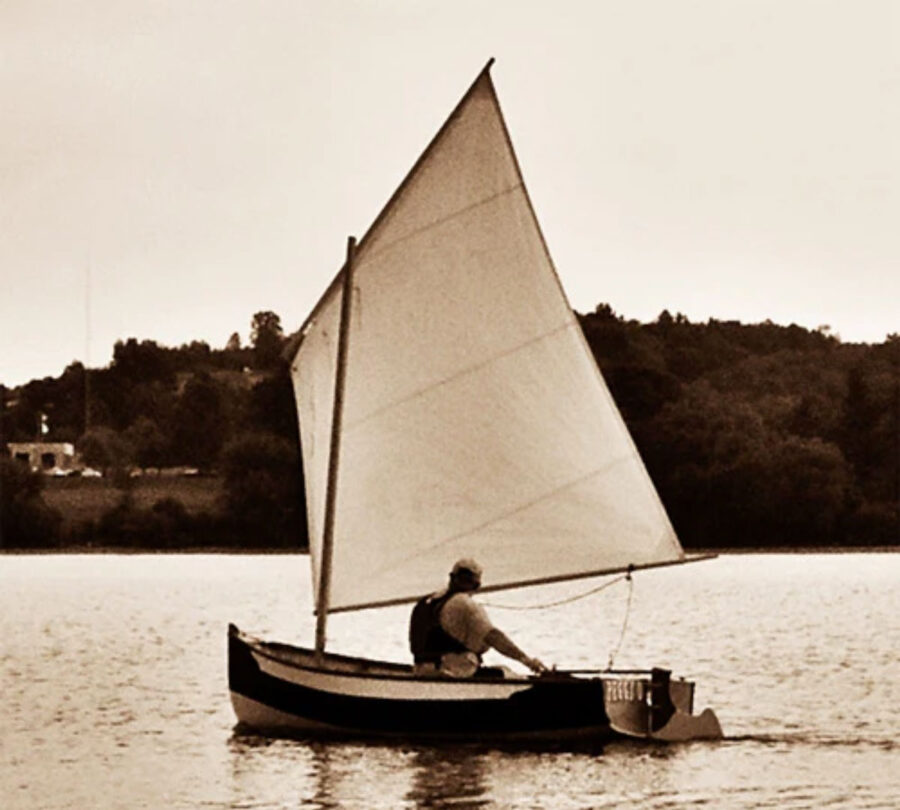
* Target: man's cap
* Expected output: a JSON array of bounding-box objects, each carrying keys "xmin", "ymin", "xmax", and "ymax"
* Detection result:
[{"xmin": 451, "ymin": 558, "xmax": 483, "ymax": 578}]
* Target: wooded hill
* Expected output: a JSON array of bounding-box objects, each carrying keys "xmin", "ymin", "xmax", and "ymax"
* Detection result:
[{"xmin": 2, "ymin": 308, "xmax": 899, "ymax": 550}]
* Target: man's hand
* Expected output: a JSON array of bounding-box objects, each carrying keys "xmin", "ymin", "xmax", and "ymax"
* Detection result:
[
  {"xmin": 484, "ymin": 628, "xmax": 548, "ymax": 674},
  {"xmin": 524, "ymin": 656, "xmax": 547, "ymax": 674}
]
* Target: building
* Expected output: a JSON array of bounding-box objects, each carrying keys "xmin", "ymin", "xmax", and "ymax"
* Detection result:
[{"xmin": 7, "ymin": 442, "xmax": 77, "ymax": 474}]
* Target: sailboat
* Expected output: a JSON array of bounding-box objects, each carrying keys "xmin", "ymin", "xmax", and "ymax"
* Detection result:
[{"xmin": 228, "ymin": 60, "xmax": 722, "ymax": 744}]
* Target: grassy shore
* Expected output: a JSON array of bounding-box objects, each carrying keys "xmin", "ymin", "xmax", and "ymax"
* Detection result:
[
  {"xmin": 42, "ymin": 475, "xmax": 223, "ymax": 532},
  {"xmin": 11, "ymin": 477, "xmax": 897, "ymax": 553}
]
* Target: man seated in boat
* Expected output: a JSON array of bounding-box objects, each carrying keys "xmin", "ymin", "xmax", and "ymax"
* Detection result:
[{"xmin": 409, "ymin": 558, "xmax": 546, "ymax": 678}]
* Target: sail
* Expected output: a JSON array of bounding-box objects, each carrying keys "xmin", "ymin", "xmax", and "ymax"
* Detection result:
[{"xmin": 290, "ymin": 63, "xmax": 684, "ymax": 614}]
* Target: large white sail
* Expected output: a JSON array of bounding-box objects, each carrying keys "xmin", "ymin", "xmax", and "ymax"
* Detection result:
[{"xmin": 291, "ymin": 64, "xmax": 684, "ymax": 614}]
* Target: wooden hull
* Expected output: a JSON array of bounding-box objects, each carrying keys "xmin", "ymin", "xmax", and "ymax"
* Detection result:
[{"xmin": 227, "ymin": 625, "xmax": 722, "ymax": 744}]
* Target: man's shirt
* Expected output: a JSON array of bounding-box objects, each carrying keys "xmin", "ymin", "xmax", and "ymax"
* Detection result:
[{"xmin": 440, "ymin": 592, "xmax": 494, "ymax": 654}]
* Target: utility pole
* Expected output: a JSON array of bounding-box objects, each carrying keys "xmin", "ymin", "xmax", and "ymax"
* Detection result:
[{"xmin": 84, "ymin": 263, "xmax": 92, "ymax": 435}]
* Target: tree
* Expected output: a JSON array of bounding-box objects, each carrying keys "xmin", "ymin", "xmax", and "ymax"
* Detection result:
[
  {"xmin": 219, "ymin": 432, "xmax": 306, "ymax": 548},
  {"xmin": 838, "ymin": 363, "xmax": 895, "ymax": 500},
  {"xmin": 226, "ymin": 332, "xmax": 242, "ymax": 352},
  {"xmin": 246, "ymin": 367, "xmax": 300, "ymax": 440},
  {"xmin": 0, "ymin": 384, "xmax": 11, "ymax": 444},
  {"xmin": 641, "ymin": 381, "xmax": 853, "ymax": 547},
  {"xmin": 123, "ymin": 416, "xmax": 168, "ymax": 469},
  {"xmin": 112, "ymin": 338, "xmax": 175, "ymax": 385},
  {"xmin": 179, "ymin": 341, "xmax": 212, "ymax": 367},
  {"xmin": 0, "ymin": 457, "xmax": 61, "ymax": 548},
  {"xmin": 251, "ymin": 311, "xmax": 285, "ymax": 369},
  {"xmin": 87, "ymin": 367, "xmax": 137, "ymax": 431},
  {"xmin": 77, "ymin": 427, "xmax": 134, "ymax": 482},
  {"xmin": 94, "ymin": 494, "xmax": 200, "ymax": 549},
  {"xmin": 171, "ymin": 372, "xmax": 229, "ymax": 469}
]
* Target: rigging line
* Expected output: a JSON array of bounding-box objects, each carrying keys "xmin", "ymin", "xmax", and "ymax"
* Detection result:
[
  {"xmin": 480, "ymin": 573, "xmax": 629, "ymax": 610},
  {"xmin": 606, "ymin": 570, "xmax": 634, "ymax": 671}
]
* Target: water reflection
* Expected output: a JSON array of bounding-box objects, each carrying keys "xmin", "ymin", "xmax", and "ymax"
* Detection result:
[
  {"xmin": 405, "ymin": 746, "xmax": 488, "ymax": 809},
  {"xmin": 227, "ymin": 726, "xmax": 900, "ymax": 810},
  {"xmin": 306, "ymin": 742, "xmax": 355, "ymax": 809},
  {"xmin": 227, "ymin": 730, "xmax": 624, "ymax": 809},
  {"xmin": 229, "ymin": 731, "xmax": 491, "ymax": 808}
]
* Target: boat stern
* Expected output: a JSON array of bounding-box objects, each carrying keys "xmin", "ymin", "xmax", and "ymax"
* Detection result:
[{"xmin": 603, "ymin": 668, "xmax": 722, "ymax": 742}]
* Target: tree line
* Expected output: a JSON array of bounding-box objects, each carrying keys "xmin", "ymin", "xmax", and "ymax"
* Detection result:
[
  {"xmin": 581, "ymin": 306, "xmax": 899, "ymax": 548},
  {"xmin": 2, "ymin": 306, "xmax": 899, "ymax": 550},
  {"xmin": 1, "ymin": 311, "xmax": 306, "ymax": 550}
]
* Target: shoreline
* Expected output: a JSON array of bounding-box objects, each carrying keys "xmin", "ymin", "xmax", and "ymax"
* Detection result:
[
  {"xmin": 1, "ymin": 545, "xmax": 897, "ymax": 555},
  {"xmin": 698, "ymin": 545, "xmax": 900, "ymax": 554},
  {"xmin": 0, "ymin": 546, "xmax": 306, "ymax": 555}
]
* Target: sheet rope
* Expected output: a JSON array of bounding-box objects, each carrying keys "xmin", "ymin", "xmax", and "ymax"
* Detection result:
[
  {"xmin": 481, "ymin": 569, "xmax": 635, "ymax": 670},
  {"xmin": 480, "ymin": 571, "xmax": 631, "ymax": 611},
  {"xmin": 606, "ymin": 570, "xmax": 634, "ymax": 670}
]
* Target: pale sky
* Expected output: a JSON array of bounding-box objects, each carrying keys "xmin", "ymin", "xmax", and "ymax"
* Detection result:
[{"xmin": 2, "ymin": 0, "xmax": 897, "ymax": 387}]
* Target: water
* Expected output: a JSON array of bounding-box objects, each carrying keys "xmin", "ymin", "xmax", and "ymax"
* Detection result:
[{"xmin": 1, "ymin": 553, "xmax": 897, "ymax": 809}]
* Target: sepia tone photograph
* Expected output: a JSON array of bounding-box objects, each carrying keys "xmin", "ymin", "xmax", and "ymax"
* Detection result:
[{"xmin": 2, "ymin": 2, "xmax": 898, "ymax": 808}]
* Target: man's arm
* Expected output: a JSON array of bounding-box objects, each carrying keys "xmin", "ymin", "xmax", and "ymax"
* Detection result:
[{"xmin": 484, "ymin": 628, "xmax": 546, "ymax": 673}]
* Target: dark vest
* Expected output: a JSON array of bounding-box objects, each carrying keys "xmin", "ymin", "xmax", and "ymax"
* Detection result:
[{"xmin": 409, "ymin": 590, "xmax": 469, "ymax": 664}]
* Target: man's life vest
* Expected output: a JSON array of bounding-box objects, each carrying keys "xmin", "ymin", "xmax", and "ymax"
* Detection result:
[{"xmin": 408, "ymin": 590, "xmax": 469, "ymax": 664}]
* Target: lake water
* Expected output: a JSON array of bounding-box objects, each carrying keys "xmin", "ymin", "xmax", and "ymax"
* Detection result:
[{"xmin": 1, "ymin": 553, "xmax": 898, "ymax": 809}]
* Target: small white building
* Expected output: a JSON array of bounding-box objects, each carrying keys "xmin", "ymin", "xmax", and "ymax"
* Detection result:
[{"xmin": 7, "ymin": 442, "xmax": 77, "ymax": 474}]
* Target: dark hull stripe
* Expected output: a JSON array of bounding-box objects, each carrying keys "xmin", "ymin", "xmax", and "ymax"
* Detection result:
[
  {"xmin": 230, "ymin": 694, "xmax": 614, "ymax": 744},
  {"xmin": 229, "ymin": 631, "xmax": 611, "ymax": 739}
]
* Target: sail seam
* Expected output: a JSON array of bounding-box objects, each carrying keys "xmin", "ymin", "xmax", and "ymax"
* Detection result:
[
  {"xmin": 363, "ymin": 456, "xmax": 637, "ymax": 584},
  {"xmin": 357, "ymin": 182, "xmax": 524, "ymax": 265},
  {"xmin": 341, "ymin": 319, "xmax": 578, "ymax": 434}
]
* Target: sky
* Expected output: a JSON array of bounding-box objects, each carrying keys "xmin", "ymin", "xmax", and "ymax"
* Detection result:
[{"xmin": 2, "ymin": 0, "xmax": 898, "ymax": 387}]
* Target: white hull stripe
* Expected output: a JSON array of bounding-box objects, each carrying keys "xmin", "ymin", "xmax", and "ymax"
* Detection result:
[{"xmin": 253, "ymin": 651, "xmax": 530, "ymax": 701}]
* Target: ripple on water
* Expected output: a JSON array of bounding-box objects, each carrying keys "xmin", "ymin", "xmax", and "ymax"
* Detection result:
[{"xmin": 1, "ymin": 553, "xmax": 898, "ymax": 810}]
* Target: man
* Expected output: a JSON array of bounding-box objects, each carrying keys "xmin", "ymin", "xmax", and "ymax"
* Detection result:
[{"xmin": 409, "ymin": 558, "xmax": 547, "ymax": 677}]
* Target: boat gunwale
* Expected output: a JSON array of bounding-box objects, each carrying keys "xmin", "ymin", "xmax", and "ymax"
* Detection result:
[
  {"xmin": 231, "ymin": 626, "xmax": 666, "ymax": 687},
  {"xmin": 236, "ymin": 629, "xmax": 528, "ymax": 685}
]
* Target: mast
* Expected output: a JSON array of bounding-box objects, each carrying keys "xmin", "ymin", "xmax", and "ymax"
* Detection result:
[{"xmin": 314, "ymin": 235, "xmax": 357, "ymax": 661}]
